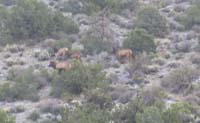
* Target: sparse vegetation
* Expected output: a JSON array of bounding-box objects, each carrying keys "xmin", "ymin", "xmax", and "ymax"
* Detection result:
[
  {"xmin": 81, "ymin": 35, "xmax": 112, "ymax": 55},
  {"xmin": 136, "ymin": 7, "xmax": 168, "ymax": 37},
  {"xmin": 86, "ymin": 89, "xmax": 113, "ymax": 109},
  {"xmin": 162, "ymin": 66, "xmax": 200, "ymax": 94}
]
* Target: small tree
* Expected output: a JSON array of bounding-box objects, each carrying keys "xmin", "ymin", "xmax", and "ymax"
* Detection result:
[
  {"xmin": 123, "ymin": 28, "xmax": 156, "ymax": 53},
  {"xmin": 136, "ymin": 7, "xmax": 168, "ymax": 37}
]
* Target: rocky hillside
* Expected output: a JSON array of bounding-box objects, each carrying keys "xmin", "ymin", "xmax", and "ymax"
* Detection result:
[{"xmin": 0, "ymin": 0, "xmax": 199, "ymax": 123}]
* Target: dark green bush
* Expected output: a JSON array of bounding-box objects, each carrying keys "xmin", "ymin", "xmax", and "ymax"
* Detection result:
[
  {"xmin": 180, "ymin": 5, "xmax": 200, "ymax": 29},
  {"xmin": 162, "ymin": 102, "xmax": 192, "ymax": 123},
  {"xmin": 61, "ymin": 0, "xmax": 138, "ymax": 15},
  {"xmin": 136, "ymin": 7, "xmax": 168, "ymax": 37},
  {"xmin": 81, "ymin": 36, "xmax": 112, "ymax": 55},
  {"xmin": 113, "ymin": 97, "xmax": 145, "ymax": 123},
  {"xmin": 136, "ymin": 102, "xmax": 192, "ymax": 123},
  {"xmin": 28, "ymin": 111, "xmax": 40, "ymax": 121},
  {"xmin": 83, "ymin": 0, "xmax": 126, "ymax": 14},
  {"xmin": 0, "ymin": 81, "xmax": 38, "ymax": 101},
  {"xmin": 0, "ymin": 68, "xmax": 50, "ymax": 101},
  {"xmin": 61, "ymin": 0, "xmax": 100, "ymax": 15},
  {"xmin": 119, "ymin": 0, "xmax": 139, "ymax": 11},
  {"xmin": 123, "ymin": 28, "xmax": 156, "ymax": 53},
  {"xmin": 51, "ymin": 62, "xmax": 110, "ymax": 97},
  {"xmin": 53, "ymin": 38, "xmax": 72, "ymax": 50},
  {"xmin": 136, "ymin": 106, "xmax": 164, "ymax": 123},
  {"xmin": 0, "ymin": 109, "xmax": 15, "ymax": 123},
  {"xmin": 0, "ymin": 83, "xmax": 13, "ymax": 101},
  {"xmin": 86, "ymin": 89, "xmax": 113, "ymax": 109},
  {"xmin": 0, "ymin": 0, "xmax": 79, "ymax": 42},
  {"xmin": 62, "ymin": 105, "xmax": 111, "ymax": 123},
  {"xmin": 113, "ymin": 97, "xmax": 192, "ymax": 123}
]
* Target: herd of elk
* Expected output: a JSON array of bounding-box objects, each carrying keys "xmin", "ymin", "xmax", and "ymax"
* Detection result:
[
  {"xmin": 49, "ymin": 47, "xmax": 82, "ymax": 73},
  {"xmin": 48, "ymin": 47, "xmax": 134, "ymax": 72}
]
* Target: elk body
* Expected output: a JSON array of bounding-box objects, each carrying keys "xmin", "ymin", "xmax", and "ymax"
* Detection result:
[
  {"xmin": 48, "ymin": 60, "xmax": 72, "ymax": 73},
  {"xmin": 56, "ymin": 48, "xmax": 69, "ymax": 57},
  {"xmin": 70, "ymin": 51, "xmax": 82, "ymax": 61},
  {"xmin": 116, "ymin": 49, "xmax": 134, "ymax": 61}
]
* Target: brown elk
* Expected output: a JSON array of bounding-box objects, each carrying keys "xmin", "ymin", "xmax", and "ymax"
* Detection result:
[
  {"xmin": 56, "ymin": 48, "xmax": 69, "ymax": 57},
  {"xmin": 116, "ymin": 49, "xmax": 134, "ymax": 62},
  {"xmin": 48, "ymin": 60, "xmax": 72, "ymax": 73},
  {"xmin": 70, "ymin": 51, "xmax": 82, "ymax": 61}
]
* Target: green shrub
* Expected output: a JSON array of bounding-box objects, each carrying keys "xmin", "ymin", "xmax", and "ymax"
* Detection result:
[
  {"xmin": 87, "ymin": 0, "xmax": 107, "ymax": 9},
  {"xmin": 180, "ymin": 5, "xmax": 200, "ymax": 29},
  {"xmin": 113, "ymin": 97, "xmax": 145, "ymax": 123},
  {"xmin": 81, "ymin": 36, "xmax": 112, "ymax": 55},
  {"xmin": 136, "ymin": 7, "xmax": 168, "ymax": 37},
  {"xmin": 113, "ymin": 97, "xmax": 192, "ymax": 123},
  {"xmin": 123, "ymin": 28, "xmax": 156, "ymax": 53},
  {"xmin": 136, "ymin": 106, "xmax": 164, "ymax": 123},
  {"xmin": 62, "ymin": 105, "xmax": 111, "ymax": 123},
  {"xmin": 51, "ymin": 62, "xmax": 110, "ymax": 97},
  {"xmin": 135, "ymin": 102, "xmax": 192, "ymax": 123},
  {"xmin": 0, "ymin": 0, "xmax": 79, "ymax": 41},
  {"xmin": 163, "ymin": 102, "xmax": 192, "ymax": 123},
  {"xmin": 120, "ymin": 0, "xmax": 139, "ymax": 11},
  {"xmin": 0, "ymin": 109, "xmax": 15, "ymax": 123},
  {"xmin": 28, "ymin": 111, "xmax": 40, "ymax": 121},
  {"xmin": 0, "ymin": 6, "xmax": 12, "ymax": 45},
  {"xmin": 53, "ymin": 38, "xmax": 72, "ymax": 50},
  {"xmin": 62, "ymin": 0, "xmax": 100, "ymax": 15},
  {"xmin": 83, "ymin": 0, "xmax": 126, "ymax": 14},
  {"xmin": 0, "ymin": 0, "xmax": 16, "ymax": 6},
  {"xmin": 0, "ymin": 83, "xmax": 13, "ymax": 101},
  {"xmin": 0, "ymin": 68, "xmax": 50, "ymax": 101},
  {"xmin": 86, "ymin": 89, "xmax": 113, "ymax": 109}
]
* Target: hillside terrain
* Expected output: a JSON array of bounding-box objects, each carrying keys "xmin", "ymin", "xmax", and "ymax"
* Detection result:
[{"xmin": 0, "ymin": 0, "xmax": 199, "ymax": 123}]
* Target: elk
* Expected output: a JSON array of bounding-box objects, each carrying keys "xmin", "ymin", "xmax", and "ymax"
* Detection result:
[
  {"xmin": 48, "ymin": 60, "xmax": 72, "ymax": 73},
  {"xmin": 70, "ymin": 51, "xmax": 82, "ymax": 61},
  {"xmin": 116, "ymin": 49, "xmax": 135, "ymax": 62},
  {"xmin": 56, "ymin": 48, "xmax": 69, "ymax": 57}
]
